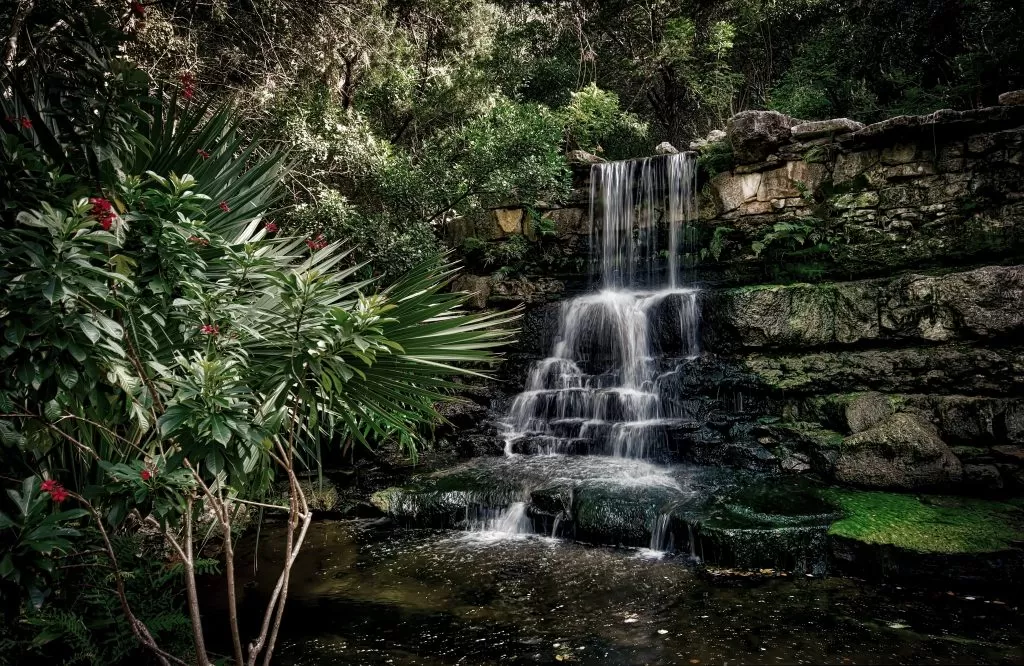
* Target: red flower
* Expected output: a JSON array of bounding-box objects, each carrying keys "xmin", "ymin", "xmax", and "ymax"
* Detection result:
[
  {"xmin": 89, "ymin": 197, "xmax": 116, "ymax": 231},
  {"xmin": 305, "ymin": 234, "xmax": 327, "ymax": 250},
  {"xmin": 218, "ymin": 201, "xmax": 231, "ymax": 213},
  {"xmin": 180, "ymin": 72, "xmax": 196, "ymax": 100},
  {"xmin": 130, "ymin": 1, "xmax": 145, "ymax": 16},
  {"xmin": 264, "ymin": 221, "xmax": 279, "ymax": 233},
  {"xmin": 40, "ymin": 479, "xmax": 68, "ymax": 503},
  {"xmin": 197, "ymin": 148, "xmax": 210, "ymax": 159},
  {"xmin": 141, "ymin": 469, "xmax": 152, "ymax": 481},
  {"xmin": 188, "ymin": 235, "xmax": 209, "ymax": 246},
  {"xmin": 200, "ymin": 324, "xmax": 219, "ymax": 336},
  {"xmin": 19, "ymin": 116, "xmax": 32, "ymax": 129}
]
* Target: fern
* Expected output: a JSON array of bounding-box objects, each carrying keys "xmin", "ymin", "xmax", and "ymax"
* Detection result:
[{"xmin": 25, "ymin": 608, "xmax": 98, "ymax": 664}]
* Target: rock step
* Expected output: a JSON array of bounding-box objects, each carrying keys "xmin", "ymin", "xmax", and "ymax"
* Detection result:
[{"xmin": 704, "ymin": 264, "xmax": 1024, "ymax": 351}]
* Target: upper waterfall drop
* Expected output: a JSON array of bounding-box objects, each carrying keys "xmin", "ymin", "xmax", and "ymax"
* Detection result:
[
  {"xmin": 590, "ymin": 152, "xmax": 698, "ymax": 290},
  {"xmin": 502, "ymin": 152, "xmax": 702, "ymax": 460}
]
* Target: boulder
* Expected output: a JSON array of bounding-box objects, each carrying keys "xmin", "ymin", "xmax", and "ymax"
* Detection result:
[
  {"xmin": 834, "ymin": 413, "xmax": 963, "ymax": 490},
  {"xmin": 451, "ymin": 274, "xmax": 491, "ymax": 309},
  {"xmin": 963, "ymin": 464, "xmax": 1003, "ymax": 491},
  {"xmin": 998, "ymin": 90, "xmax": 1024, "ymax": 106},
  {"xmin": 655, "ymin": 141, "xmax": 680, "ymax": 155},
  {"xmin": 791, "ymin": 118, "xmax": 865, "ymax": 140},
  {"xmin": 489, "ymin": 277, "xmax": 565, "ymax": 304},
  {"xmin": 689, "ymin": 129, "xmax": 727, "ymax": 151},
  {"xmin": 566, "ymin": 149, "xmax": 604, "ymax": 165},
  {"xmin": 727, "ymin": 110, "xmax": 795, "ymax": 163},
  {"xmin": 845, "ymin": 393, "xmax": 893, "ymax": 433}
]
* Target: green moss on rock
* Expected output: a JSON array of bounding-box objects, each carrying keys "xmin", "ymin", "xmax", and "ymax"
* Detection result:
[{"xmin": 824, "ymin": 489, "xmax": 1024, "ymax": 553}]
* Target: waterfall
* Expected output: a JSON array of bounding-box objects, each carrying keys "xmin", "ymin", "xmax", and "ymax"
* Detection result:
[
  {"xmin": 502, "ymin": 152, "xmax": 701, "ymax": 461},
  {"xmin": 468, "ymin": 502, "xmax": 533, "ymax": 535}
]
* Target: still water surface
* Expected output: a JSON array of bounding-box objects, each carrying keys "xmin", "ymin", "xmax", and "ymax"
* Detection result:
[{"xmin": 219, "ymin": 521, "xmax": 1023, "ymax": 665}]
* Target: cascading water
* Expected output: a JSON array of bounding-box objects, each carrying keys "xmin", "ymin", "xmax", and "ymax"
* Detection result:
[
  {"xmin": 376, "ymin": 152, "xmax": 843, "ymax": 567},
  {"xmin": 502, "ymin": 153, "xmax": 701, "ymax": 462}
]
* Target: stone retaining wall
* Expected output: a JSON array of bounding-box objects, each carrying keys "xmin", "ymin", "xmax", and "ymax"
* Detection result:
[{"xmin": 448, "ymin": 95, "xmax": 1024, "ymax": 496}]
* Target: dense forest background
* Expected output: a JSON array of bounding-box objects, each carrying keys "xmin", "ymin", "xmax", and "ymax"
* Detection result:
[{"xmin": 7, "ymin": 0, "xmax": 1021, "ymax": 279}]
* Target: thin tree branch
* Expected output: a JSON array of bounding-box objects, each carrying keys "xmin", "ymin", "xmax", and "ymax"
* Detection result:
[
  {"xmin": 2, "ymin": 0, "xmax": 34, "ymax": 72},
  {"xmin": 76, "ymin": 494, "xmax": 187, "ymax": 666}
]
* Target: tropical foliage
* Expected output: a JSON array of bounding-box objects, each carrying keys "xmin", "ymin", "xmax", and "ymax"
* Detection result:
[{"xmin": 0, "ymin": 20, "xmax": 517, "ymax": 666}]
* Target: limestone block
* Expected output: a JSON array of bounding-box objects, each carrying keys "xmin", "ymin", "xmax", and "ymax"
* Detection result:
[
  {"xmin": 495, "ymin": 208, "xmax": 524, "ymax": 235},
  {"xmin": 880, "ymin": 143, "xmax": 918, "ymax": 165},
  {"xmin": 711, "ymin": 171, "xmax": 762, "ymax": 213},
  {"xmin": 566, "ymin": 149, "xmax": 604, "ymax": 165},
  {"xmin": 451, "ymin": 274, "xmax": 491, "ymax": 309},
  {"xmin": 444, "ymin": 216, "xmax": 475, "ymax": 246},
  {"xmin": 791, "ymin": 118, "xmax": 865, "ymax": 140},
  {"xmin": 880, "ymin": 266, "xmax": 1024, "ymax": 341},
  {"xmin": 999, "ymin": 90, "xmax": 1024, "ymax": 106},
  {"xmin": 834, "ymin": 281, "xmax": 880, "ymax": 343},
  {"xmin": 879, "ymin": 186, "xmax": 926, "ymax": 209},
  {"xmin": 543, "ymin": 207, "xmax": 588, "ymax": 239},
  {"xmin": 834, "ymin": 149, "xmax": 879, "ymax": 184},
  {"xmin": 727, "ymin": 110, "xmax": 795, "ymax": 163},
  {"xmin": 832, "ymin": 191, "xmax": 880, "ymax": 209},
  {"xmin": 755, "ymin": 161, "xmax": 827, "ymax": 201},
  {"xmin": 737, "ymin": 200, "xmax": 774, "ymax": 216},
  {"xmin": 884, "ymin": 162, "xmax": 937, "ymax": 180}
]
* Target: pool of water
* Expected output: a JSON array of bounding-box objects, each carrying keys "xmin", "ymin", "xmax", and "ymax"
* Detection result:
[{"xmin": 212, "ymin": 521, "xmax": 1024, "ymax": 665}]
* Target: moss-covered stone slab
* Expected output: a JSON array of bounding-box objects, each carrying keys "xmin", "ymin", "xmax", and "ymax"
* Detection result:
[
  {"xmin": 711, "ymin": 265, "xmax": 1024, "ymax": 351},
  {"xmin": 744, "ymin": 344, "xmax": 1024, "ymax": 395},
  {"xmin": 824, "ymin": 490, "xmax": 1024, "ymax": 553}
]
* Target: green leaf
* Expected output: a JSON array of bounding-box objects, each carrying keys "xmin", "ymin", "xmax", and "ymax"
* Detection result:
[
  {"xmin": 158, "ymin": 405, "xmax": 191, "ymax": 436},
  {"xmin": 44, "ymin": 400, "xmax": 61, "ymax": 422},
  {"xmin": 0, "ymin": 553, "xmax": 14, "ymax": 579},
  {"xmin": 209, "ymin": 416, "xmax": 231, "ymax": 445},
  {"xmin": 78, "ymin": 319, "xmax": 101, "ymax": 343},
  {"xmin": 58, "ymin": 366, "xmax": 79, "ymax": 389}
]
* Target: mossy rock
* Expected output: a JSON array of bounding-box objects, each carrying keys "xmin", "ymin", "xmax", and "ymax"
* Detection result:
[
  {"xmin": 802, "ymin": 392, "xmax": 893, "ymax": 434},
  {"xmin": 834, "ymin": 413, "xmax": 963, "ymax": 490},
  {"xmin": 824, "ymin": 489, "xmax": 1024, "ymax": 553}
]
